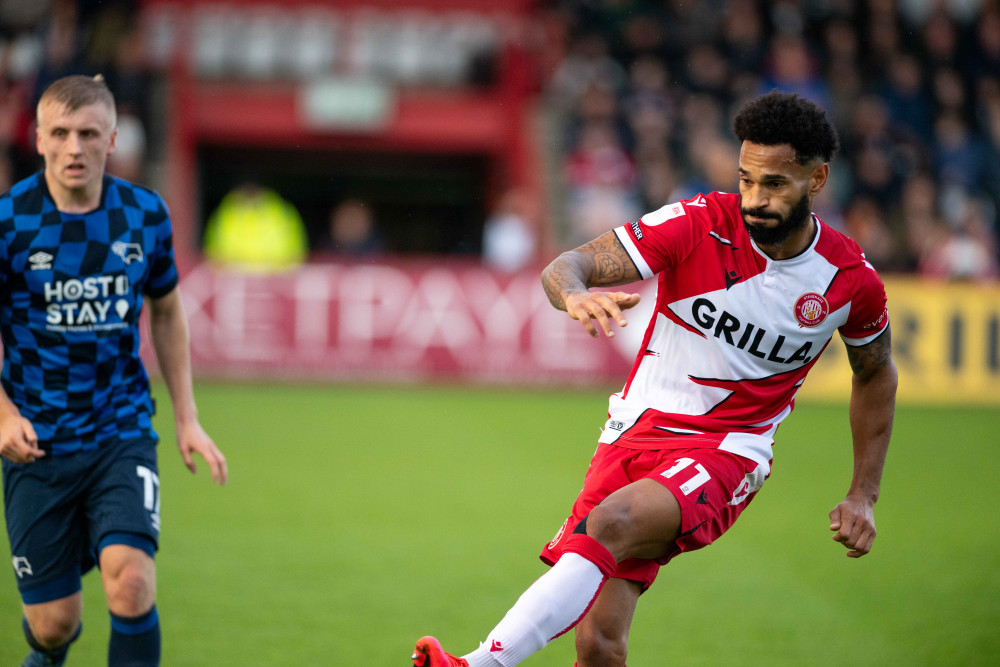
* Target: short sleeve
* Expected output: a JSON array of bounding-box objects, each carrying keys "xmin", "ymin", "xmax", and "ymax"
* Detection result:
[
  {"xmin": 613, "ymin": 196, "xmax": 710, "ymax": 278},
  {"xmin": 144, "ymin": 193, "xmax": 179, "ymax": 298},
  {"xmin": 839, "ymin": 259, "xmax": 889, "ymax": 346}
]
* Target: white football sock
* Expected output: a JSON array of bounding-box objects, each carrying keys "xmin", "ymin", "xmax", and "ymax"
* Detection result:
[{"xmin": 463, "ymin": 535, "xmax": 616, "ymax": 667}]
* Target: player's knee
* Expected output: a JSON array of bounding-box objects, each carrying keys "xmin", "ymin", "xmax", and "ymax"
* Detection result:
[
  {"xmin": 27, "ymin": 615, "xmax": 80, "ymax": 649},
  {"xmin": 105, "ymin": 564, "xmax": 155, "ymax": 616},
  {"xmin": 586, "ymin": 501, "xmax": 637, "ymax": 554},
  {"xmin": 575, "ymin": 622, "xmax": 627, "ymax": 667}
]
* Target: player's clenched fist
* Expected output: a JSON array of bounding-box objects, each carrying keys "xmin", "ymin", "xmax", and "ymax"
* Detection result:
[
  {"xmin": 564, "ymin": 291, "xmax": 641, "ymax": 338},
  {"xmin": 829, "ymin": 497, "xmax": 877, "ymax": 558}
]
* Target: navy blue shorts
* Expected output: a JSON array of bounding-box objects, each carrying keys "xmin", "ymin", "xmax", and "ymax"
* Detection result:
[{"xmin": 2, "ymin": 436, "xmax": 160, "ymax": 604}]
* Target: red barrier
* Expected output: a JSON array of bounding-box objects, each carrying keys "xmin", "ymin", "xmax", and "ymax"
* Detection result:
[{"xmin": 171, "ymin": 262, "xmax": 656, "ymax": 385}]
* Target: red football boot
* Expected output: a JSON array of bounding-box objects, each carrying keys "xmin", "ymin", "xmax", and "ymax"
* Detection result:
[{"xmin": 411, "ymin": 636, "xmax": 469, "ymax": 667}]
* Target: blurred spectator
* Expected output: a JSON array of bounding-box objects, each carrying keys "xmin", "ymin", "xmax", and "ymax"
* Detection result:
[
  {"xmin": 758, "ymin": 33, "xmax": 832, "ymax": 111},
  {"xmin": 675, "ymin": 94, "xmax": 729, "ymax": 166},
  {"xmin": 31, "ymin": 0, "xmax": 86, "ymax": 107},
  {"xmin": 0, "ymin": 0, "xmax": 53, "ymax": 31},
  {"xmin": 865, "ymin": 3, "xmax": 903, "ymax": 66},
  {"xmin": 824, "ymin": 56, "xmax": 864, "ymax": 133},
  {"xmin": 897, "ymin": 172, "xmax": 941, "ymax": 269},
  {"xmin": 637, "ymin": 155, "xmax": 678, "ymax": 212},
  {"xmin": 202, "ymin": 182, "xmax": 308, "ymax": 272},
  {"xmin": 482, "ymin": 188, "xmax": 538, "ymax": 273},
  {"xmin": 843, "ymin": 196, "xmax": 903, "ymax": 272},
  {"xmin": 845, "ymin": 95, "xmax": 907, "ymax": 208},
  {"xmin": 919, "ymin": 209, "xmax": 999, "ymax": 282},
  {"xmin": 877, "ymin": 52, "xmax": 935, "ymax": 141},
  {"xmin": 670, "ymin": 136, "xmax": 739, "ymax": 202},
  {"xmin": 106, "ymin": 112, "xmax": 145, "ymax": 183},
  {"xmin": 548, "ymin": 30, "xmax": 627, "ymax": 117},
  {"xmin": 919, "ymin": 9, "xmax": 962, "ymax": 69},
  {"xmin": 684, "ymin": 45, "xmax": 731, "ymax": 100},
  {"xmin": 564, "ymin": 120, "xmax": 641, "ymax": 247},
  {"xmin": 320, "ymin": 198, "xmax": 384, "ymax": 257},
  {"xmin": 105, "ymin": 22, "xmax": 152, "ymax": 128},
  {"xmin": 933, "ymin": 111, "xmax": 986, "ymax": 193},
  {"xmin": 624, "ymin": 55, "xmax": 675, "ymax": 162},
  {"xmin": 719, "ymin": 0, "xmax": 767, "ymax": 74},
  {"xmin": 973, "ymin": 3, "xmax": 1000, "ymax": 80},
  {"xmin": 932, "ymin": 67, "xmax": 970, "ymax": 116},
  {"xmin": 659, "ymin": 0, "xmax": 724, "ymax": 64},
  {"xmin": 978, "ymin": 77, "xmax": 1000, "ymax": 214}
]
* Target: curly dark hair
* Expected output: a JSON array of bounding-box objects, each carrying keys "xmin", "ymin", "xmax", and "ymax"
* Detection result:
[{"xmin": 732, "ymin": 90, "xmax": 839, "ymax": 164}]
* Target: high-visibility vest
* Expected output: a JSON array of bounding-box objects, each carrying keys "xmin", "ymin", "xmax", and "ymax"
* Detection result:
[{"xmin": 203, "ymin": 187, "xmax": 308, "ymax": 272}]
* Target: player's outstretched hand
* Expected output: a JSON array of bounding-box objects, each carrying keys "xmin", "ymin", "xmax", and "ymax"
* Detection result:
[
  {"xmin": 829, "ymin": 496, "xmax": 876, "ymax": 558},
  {"xmin": 564, "ymin": 291, "xmax": 641, "ymax": 338},
  {"xmin": 0, "ymin": 415, "xmax": 44, "ymax": 464},
  {"xmin": 177, "ymin": 420, "xmax": 228, "ymax": 486}
]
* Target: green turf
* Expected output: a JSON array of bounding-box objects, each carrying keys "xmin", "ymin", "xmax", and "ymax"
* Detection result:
[{"xmin": 1, "ymin": 382, "xmax": 997, "ymax": 665}]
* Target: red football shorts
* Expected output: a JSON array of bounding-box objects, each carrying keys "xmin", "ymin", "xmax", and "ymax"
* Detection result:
[{"xmin": 539, "ymin": 440, "xmax": 769, "ymax": 590}]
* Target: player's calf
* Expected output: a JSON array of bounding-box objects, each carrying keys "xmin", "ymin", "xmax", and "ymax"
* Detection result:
[
  {"xmin": 575, "ymin": 627, "xmax": 628, "ymax": 667},
  {"xmin": 108, "ymin": 605, "xmax": 161, "ymax": 667}
]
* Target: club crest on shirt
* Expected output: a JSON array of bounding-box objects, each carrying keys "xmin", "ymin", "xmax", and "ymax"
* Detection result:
[
  {"xmin": 794, "ymin": 292, "xmax": 829, "ymax": 327},
  {"xmin": 112, "ymin": 241, "xmax": 143, "ymax": 265}
]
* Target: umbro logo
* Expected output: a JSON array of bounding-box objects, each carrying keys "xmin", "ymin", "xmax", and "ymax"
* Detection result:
[
  {"xmin": 28, "ymin": 252, "xmax": 53, "ymax": 270},
  {"xmin": 696, "ymin": 489, "xmax": 709, "ymax": 505},
  {"xmin": 688, "ymin": 195, "xmax": 708, "ymax": 207},
  {"xmin": 490, "ymin": 640, "xmax": 503, "ymax": 653},
  {"xmin": 112, "ymin": 241, "xmax": 143, "ymax": 265},
  {"xmin": 724, "ymin": 269, "xmax": 741, "ymax": 290}
]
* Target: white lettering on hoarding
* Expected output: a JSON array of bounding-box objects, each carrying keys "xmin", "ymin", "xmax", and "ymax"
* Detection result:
[{"xmin": 177, "ymin": 263, "xmax": 635, "ymax": 380}]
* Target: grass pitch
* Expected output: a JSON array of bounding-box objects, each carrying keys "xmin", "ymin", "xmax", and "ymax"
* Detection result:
[{"xmin": 1, "ymin": 382, "xmax": 997, "ymax": 665}]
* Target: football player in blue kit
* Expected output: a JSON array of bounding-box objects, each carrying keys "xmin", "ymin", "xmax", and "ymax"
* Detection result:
[{"xmin": 0, "ymin": 75, "xmax": 227, "ymax": 666}]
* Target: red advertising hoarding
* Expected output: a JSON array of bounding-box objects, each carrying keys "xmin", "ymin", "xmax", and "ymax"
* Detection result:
[{"xmin": 174, "ymin": 261, "xmax": 653, "ymax": 385}]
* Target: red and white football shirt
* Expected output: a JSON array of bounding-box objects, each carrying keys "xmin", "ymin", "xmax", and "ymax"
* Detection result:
[{"xmin": 605, "ymin": 191, "xmax": 889, "ymax": 470}]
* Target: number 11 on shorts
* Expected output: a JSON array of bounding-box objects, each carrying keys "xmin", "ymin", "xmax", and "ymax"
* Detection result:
[
  {"xmin": 136, "ymin": 465, "xmax": 161, "ymax": 532},
  {"xmin": 661, "ymin": 457, "xmax": 711, "ymax": 495}
]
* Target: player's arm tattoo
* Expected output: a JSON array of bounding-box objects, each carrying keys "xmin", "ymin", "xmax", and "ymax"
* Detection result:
[
  {"xmin": 845, "ymin": 325, "xmax": 893, "ymax": 380},
  {"xmin": 586, "ymin": 233, "xmax": 638, "ymax": 284},
  {"xmin": 541, "ymin": 232, "xmax": 641, "ymax": 310},
  {"xmin": 542, "ymin": 264, "xmax": 583, "ymax": 311}
]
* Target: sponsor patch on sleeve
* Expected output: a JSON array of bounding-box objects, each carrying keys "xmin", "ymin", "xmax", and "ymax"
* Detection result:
[
  {"xmin": 642, "ymin": 202, "xmax": 686, "ymax": 227},
  {"xmin": 862, "ymin": 308, "xmax": 888, "ymax": 330},
  {"xmin": 630, "ymin": 220, "xmax": 643, "ymax": 240}
]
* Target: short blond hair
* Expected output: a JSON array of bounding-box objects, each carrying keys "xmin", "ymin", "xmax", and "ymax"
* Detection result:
[{"xmin": 37, "ymin": 74, "xmax": 117, "ymax": 126}]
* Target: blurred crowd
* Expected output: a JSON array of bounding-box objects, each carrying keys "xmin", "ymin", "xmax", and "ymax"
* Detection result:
[
  {"xmin": 2, "ymin": 1, "xmax": 999, "ymax": 280},
  {"xmin": 0, "ymin": 0, "xmax": 151, "ymax": 188},
  {"xmin": 540, "ymin": 0, "xmax": 1000, "ymax": 280}
]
